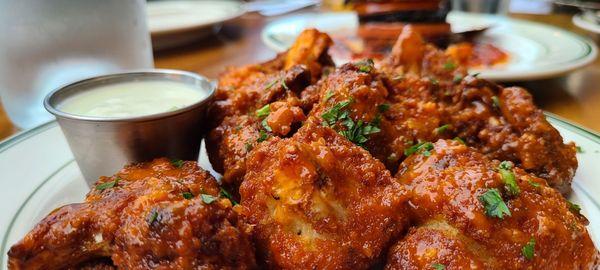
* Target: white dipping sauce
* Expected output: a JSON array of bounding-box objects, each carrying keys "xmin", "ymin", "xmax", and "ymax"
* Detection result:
[{"xmin": 59, "ymin": 80, "xmax": 207, "ymax": 117}]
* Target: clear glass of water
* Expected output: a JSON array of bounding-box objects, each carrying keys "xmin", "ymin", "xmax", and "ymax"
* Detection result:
[{"xmin": 0, "ymin": 0, "xmax": 154, "ymax": 129}]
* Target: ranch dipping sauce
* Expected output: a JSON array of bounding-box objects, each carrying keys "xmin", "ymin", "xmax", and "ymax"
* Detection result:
[
  {"xmin": 59, "ymin": 80, "xmax": 208, "ymax": 118},
  {"xmin": 45, "ymin": 69, "xmax": 215, "ymax": 184}
]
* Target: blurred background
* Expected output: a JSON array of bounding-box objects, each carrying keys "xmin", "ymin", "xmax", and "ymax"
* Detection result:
[{"xmin": 1, "ymin": 0, "xmax": 600, "ymax": 140}]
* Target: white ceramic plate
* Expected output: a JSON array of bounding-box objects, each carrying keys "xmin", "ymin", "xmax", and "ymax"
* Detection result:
[
  {"xmin": 147, "ymin": 0, "xmax": 245, "ymax": 50},
  {"xmin": 573, "ymin": 13, "xmax": 600, "ymax": 34},
  {"xmin": 1, "ymin": 115, "xmax": 599, "ymax": 268},
  {"xmin": 262, "ymin": 11, "xmax": 598, "ymax": 82}
]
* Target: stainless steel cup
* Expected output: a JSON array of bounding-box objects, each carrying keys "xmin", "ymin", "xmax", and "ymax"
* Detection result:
[{"xmin": 44, "ymin": 69, "xmax": 215, "ymax": 185}]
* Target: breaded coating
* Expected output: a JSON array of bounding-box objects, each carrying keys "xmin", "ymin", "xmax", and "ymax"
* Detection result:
[
  {"xmin": 8, "ymin": 159, "xmax": 256, "ymax": 270},
  {"xmin": 211, "ymin": 29, "xmax": 332, "ymax": 124},
  {"xmin": 379, "ymin": 27, "xmax": 577, "ymax": 193},
  {"xmin": 207, "ymin": 95, "xmax": 306, "ymax": 189},
  {"xmin": 207, "ymin": 29, "xmax": 333, "ymax": 189},
  {"xmin": 386, "ymin": 140, "xmax": 595, "ymax": 269},
  {"xmin": 240, "ymin": 124, "xmax": 409, "ymax": 269}
]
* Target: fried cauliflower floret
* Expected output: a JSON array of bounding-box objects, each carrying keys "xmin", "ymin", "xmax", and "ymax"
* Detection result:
[
  {"xmin": 386, "ymin": 140, "xmax": 595, "ymax": 269},
  {"xmin": 380, "ymin": 26, "xmax": 577, "ymax": 193},
  {"xmin": 240, "ymin": 124, "xmax": 409, "ymax": 269},
  {"xmin": 206, "ymin": 95, "xmax": 306, "ymax": 190},
  {"xmin": 211, "ymin": 29, "xmax": 332, "ymax": 124},
  {"xmin": 8, "ymin": 158, "xmax": 256, "ymax": 270}
]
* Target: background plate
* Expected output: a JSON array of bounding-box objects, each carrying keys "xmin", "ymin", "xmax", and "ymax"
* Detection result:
[
  {"xmin": 147, "ymin": 0, "xmax": 245, "ymax": 50},
  {"xmin": 262, "ymin": 11, "xmax": 598, "ymax": 82},
  {"xmin": 1, "ymin": 115, "xmax": 599, "ymax": 268}
]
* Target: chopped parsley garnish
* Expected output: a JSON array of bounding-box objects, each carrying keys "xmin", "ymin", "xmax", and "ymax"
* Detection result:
[
  {"xmin": 201, "ymin": 194, "xmax": 218, "ymax": 204},
  {"xmin": 96, "ymin": 178, "xmax": 119, "ymax": 191},
  {"xmin": 471, "ymin": 72, "xmax": 481, "ymax": 77},
  {"xmin": 147, "ymin": 209, "xmax": 159, "ymax": 225},
  {"xmin": 479, "ymin": 188, "xmax": 511, "ymax": 219},
  {"xmin": 257, "ymin": 129, "xmax": 269, "ymax": 142},
  {"xmin": 522, "ymin": 237, "xmax": 535, "ymax": 260},
  {"xmin": 576, "ymin": 146, "xmax": 584, "ymax": 153},
  {"xmin": 567, "ymin": 201, "xmax": 582, "ymax": 215},
  {"xmin": 453, "ymin": 137, "xmax": 466, "ymax": 145},
  {"xmin": 377, "ymin": 103, "xmax": 390, "ymax": 112},
  {"xmin": 355, "ymin": 59, "xmax": 374, "ymax": 73},
  {"xmin": 255, "ymin": 104, "xmax": 270, "ymax": 118},
  {"xmin": 491, "ymin": 96, "xmax": 500, "ymax": 108},
  {"xmin": 182, "ymin": 192, "xmax": 194, "ymax": 199},
  {"xmin": 219, "ymin": 187, "xmax": 239, "ymax": 205},
  {"xmin": 320, "ymin": 98, "xmax": 381, "ymax": 145},
  {"xmin": 453, "ymin": 74, "xmax": 463, "ymax": 84},
  {"xmin": 261, "ymin": 118, "xmax": 272, "ymax": 132},
  {"xmin": 171, "ymin": 159, "xmax": 184, "ymax": 168},
  {"xmin": 280, "ymin": 77, "xmax": 289, "ymax": 90},
  {"xmin": 432, "ymin": 263, "xmax": 446, "ymax": 270},
  {"xmin": 338, "ymin": 119, "xmax": 381, "ymax": 145},
  {"xmin": 444, "ymin": 60, "xmax": 456, "ymax": 70},
  {"xmin": 264, "ymin": 79, "xmax": 278, "ymax": 90},
  {"xmin": 324, "ymin": 91, "xmax": 334, "ymax": 101},
  {"xmin": 404, "ymin": 141, "xmax": 434, "ymax": 157},
  {"xmin": 321, "ymin": 99, "xmax": 353, "ymax": 126},
  {"xmin": 392, "ymin": 75, "xmax": 404, "ymax": 83},
  {"xmin": 435, "ymin": 124, "xmax": 450, "ymax": 134},
  {"xmin": 498, "ymin": 161, "xmax": 520, "ymax": 196},
  {"xmin": 245, "ymin": 142, "xmax": 253, "ymax": 151},
  {"xmin": 430, "ymin": 78, "xmax": 439, "ymax": 86},
  {"xmin": 527, "ymin": 179, "xmax": 541, "ymax": 188}
]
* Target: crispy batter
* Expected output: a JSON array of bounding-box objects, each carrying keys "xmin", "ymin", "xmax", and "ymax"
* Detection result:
[
  {"xmin": 207, "ymin": 29, "xmax": 333, "ymax": 189},
  {"xmin": 8, "ymin": 159, "xmax": 256, "ymax": 270},
  {"xmin": 211, "ymin": 29, "xmax": 332, "ymax": 124},
  {"xmin": 379, "ymin": 27, "xmax": 577, "ymax": 193},
  {"xmin": 240, "ymin": 124, "xmax": 409, "ymax": 269},
  {"xmin": 206, "ymin": 95, "xmax": 306, "ymax": 189},
  {"xmin": 387, "ymin": 140, "xmax": 595, "ymax": 269}
]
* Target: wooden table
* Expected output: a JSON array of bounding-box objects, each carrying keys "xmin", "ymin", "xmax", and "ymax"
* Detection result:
[{"xmin": 1, "ymin": 12, "xmax": 599, "ymax": 141}]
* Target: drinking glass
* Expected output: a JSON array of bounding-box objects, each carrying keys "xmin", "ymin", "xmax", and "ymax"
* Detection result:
[
  {"xmin": 0, "ymin": 0, "xmax": 154, "ymax": 129},
  {"xmin": 452, "ymin": 0, "xmax": 511, "ymax": 14}
]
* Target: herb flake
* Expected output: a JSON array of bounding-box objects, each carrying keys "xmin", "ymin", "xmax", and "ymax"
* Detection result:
[
  {"xmin": 201, "ymin": 194, "xmax": 218, "ymax": 204},
  {"xmin": 528, "ymin": 179, "xmax": 541, "ymax": 188},
  {"xmin": 257, "ymin": 129, "xmax": 269, "ymax": 142},
  {"xmin": 264, "ymin": 79, "xmax": 278, "ymax": 90},
  {"xmin": 219, "ymin": 187, "xmax": 239, "ymax": 205},
  {"xmin": 355, "ymin": 59, "xmax": 374, "ymax": 73},
  {"xmin": 567, "ymin": 201, "xmax": 582, "ymax": 215},
  {"xmin": 324, "ymin": 91, "xmax": 334, "ymax": 101},
  {"xmin": 479, "ymin": 188, "xmax": 511, "ymax": 219},
  {"xmin": 377, "ymin": 103, "xmax": 390, "ymax": 112},
  {"xmin": 404, "ymin": 142, "xmax": 434, "ymax": 157},
  {"xmin": 182, "ymin": 192, "xmax": 194, "ymax": 199},
  {"xmin": 432, "ymin": 263, "xmax": 446, "ymax": 270},
  {"xmin": 261, "ymin": 118, "xmax": 272, "ymax": 132},
  {"xmin": 171, "ymin": 159, "xmax": 184, "ymax": 168},
  {"xmin": 435, "ymin": 124, "xmax": 450, "ymax": 134},
  {"xmin": 453, "ymin": 137, "xmax": 466, "ymax": 145},
  {"xmin": 147, "ymin": 209, "xmax": 159, "ymax": 225},
  {"xmin": 96, "ymin": 178, "xmax": 119, "ymax": 191},
  {"xmin": 255, "ymin": 104, "xmax": 270, "ymax": 118},
  {"xmin": 498, "ymin": 161, "xmax": 520, "ymax": 196},
  {"xmin": 491, "ymin": 96, "xmax": 500, "ymax": 108},
  {"xmin": 444, "ymin": 61, "xmax": 456, "ymax": 70},
  {"xmin": 522, "ymin": 237, "xmax": 535, "ymax": 260}
]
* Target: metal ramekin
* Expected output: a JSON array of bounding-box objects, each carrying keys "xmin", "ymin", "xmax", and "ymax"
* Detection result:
[{"xmin": 44, "ymin": 69, "xmax": 215, "ymax": 185}]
